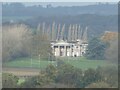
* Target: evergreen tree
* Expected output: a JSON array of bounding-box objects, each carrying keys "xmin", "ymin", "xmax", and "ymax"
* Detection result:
[{"xmin": 85, "ymin": 37, "xmax": 107, "ymax": 60}]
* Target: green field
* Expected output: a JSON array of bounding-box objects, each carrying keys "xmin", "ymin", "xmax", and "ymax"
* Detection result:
[
  {"xmin": 3, "ymin": 57, "xmax": 115, "ymax": 70},
  {"xmin": 3, "ymin": 57, "xmax": 50, "ymax": 69}
]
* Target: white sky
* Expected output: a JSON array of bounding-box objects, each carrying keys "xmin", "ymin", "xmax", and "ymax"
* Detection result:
[
  {"xmin": 23, "ymin": 2, "xmax": 97, "ymax": 7},
  {"xmin": 1, "ymin": 0, "xmax": 119, "ymax": 2},
  {"xmin": 2, "ymin": 2, "xmax": 118, "ymax": 7}
]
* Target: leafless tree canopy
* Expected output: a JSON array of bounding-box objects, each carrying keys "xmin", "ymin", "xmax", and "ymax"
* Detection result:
[{"xmin": 2, "ymin": 24, "xmax": 32, "ymax": 61}]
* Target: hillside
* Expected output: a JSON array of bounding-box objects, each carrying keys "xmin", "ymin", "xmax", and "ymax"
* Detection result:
[
  {"xmin": 2, "ymin": 3, "xmax": 117, "ymax": 18},
  {"xmin": 2, "ymin": 3, "xmax": 118, "ymax": 39}
]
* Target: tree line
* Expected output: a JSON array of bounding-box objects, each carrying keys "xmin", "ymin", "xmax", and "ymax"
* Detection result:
[
  {"xmin": 2, "ymin": 24, "xmax": 51, "ymax": 62},
  {"xmin": 2, "ymin": 3, "xmax": 117, "ymax": 17},
  {"xmin": 2, "ymin": 61, "xmax": 118, "ymax": 88},
  {"xmin": 2, "ymin": 23, "xmax": 118, "ymax": 88},
  {"xmin": 85, "ymin": 32, "xmax": 118, "ymax": 64},
  {"xmin": 2, "ymin": 23, "xmax": 118, "ymax": 63}
]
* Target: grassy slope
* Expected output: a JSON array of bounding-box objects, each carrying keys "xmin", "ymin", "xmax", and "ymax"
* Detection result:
[
  {"xmin": 60, "ymin": 57, "xmax": 115, "ymax": 70},
  {"xmin": 3, "ymin": 57, "xmax": 115, "ymax": 70},
  {"xmin": 3, "ymin": 57, "xmax": 50, "ymax": 69}
]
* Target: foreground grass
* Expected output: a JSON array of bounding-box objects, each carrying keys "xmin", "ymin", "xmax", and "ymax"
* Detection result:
[
  {"xmin": 17, "ymin": 78, "xmax": 25, "ymax": 85},
  {"xmin": 3, "ymin": 57, "xmax": 115, "ymax": 70}
]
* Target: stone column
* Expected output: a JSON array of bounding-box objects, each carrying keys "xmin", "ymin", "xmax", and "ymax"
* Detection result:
[
  {"xmin": 80, "ymin": 45, "xmax": 82, "ymax": 56},
  {"xmin": 78, "ymin": 46, "xmax": 80, "ymax": 56},
  {"xmin": 66, "ymin": 46, "xmax": 68, "ymax": 56},
  {"xmin": 64, "ymin": 45, "xmax": 66, "ymax": 56},
  {"xmin": 65, "ymin": 46, "xmax": 67, "ymax": 56},
  {"xmin": 54, "ymin": 46, "xmax": 55, "ymax": 56},
  {"xmin": 67, "ymin": 46, "xmax": 69, "ymax": 56},
  {"xmin": 52, "ymin": 45, "xmax": 54, "ymax": 55},
  {"xmin": 70, "ymin": 45, "xmax": 72, "ymax": 56},
  {"xmin": 58, "ymin": 45, "xmax": 60, "ymax": 56}
]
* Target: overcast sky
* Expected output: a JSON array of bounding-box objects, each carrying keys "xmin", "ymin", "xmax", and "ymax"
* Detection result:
[
  {"xmin": 3, "ymin": 2, "xmax": 117, "ymax": 7},
  {"xmin": 22, "ymin": 2, "xmax": 98, "ymax": 7},
  {"xmin": 1, "ymin": 0, "xmax": 119, "ymax": 2}
]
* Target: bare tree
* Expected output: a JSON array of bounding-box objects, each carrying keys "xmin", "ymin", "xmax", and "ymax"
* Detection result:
[
  {"xmin": 82, "ymin": 27, "xmax": 88, "ymax": 42},
  {"xmin": 2, "ymin": 24, "xmax": 32, "ymax": 61},
  {"xmin": 51, "ymin": 22, "xmax": 55, "ymax": 41},
  {"xmin": 72, "ymin": 25, "xmax": 75, "ymax": 41},
  {"xmin": 57, "ymin": 24, "xmax": 61, "ymax": 41},
  {"xmin": 68, "ymin": 24, "xmax": 72, "ymax": 41},
  {"xmin": 33, "ymin": 23, "xmax": 52, "ymax": 59},
  {"xmin": 61, "ymin": 24, "xmax": 65, "ymax": 40},
  {"xmin": 78, "ymin": 25, "xmax": 81, "ymax": 40},
  {"xmin": 42, "ymin": 22, "xmax": 46, "ymax": 39},
  {"xmin": 74, "ymin": 24, "xmax": 78, "ymax": 41},
  {"xmin": 46, "ymin": 25, "xmax": 51, "ymax": 40}
]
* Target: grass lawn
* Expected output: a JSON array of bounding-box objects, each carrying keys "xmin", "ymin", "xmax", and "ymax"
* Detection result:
[
  {"xmin": 3, "ymin": 57, "xmax": 116, "ymax": 70},
  {"xmin": 3, "ymin": 57, "xmax": 51, "ymax": 69},
  {"xmin": 59, "ymin": 57, "xmax": 116, "ymax": 70}
]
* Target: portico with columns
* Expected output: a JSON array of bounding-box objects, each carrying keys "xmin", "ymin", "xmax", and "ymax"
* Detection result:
[{"xmin": 51, "ymin": 40, "xmax": 88, "ymax": 57}]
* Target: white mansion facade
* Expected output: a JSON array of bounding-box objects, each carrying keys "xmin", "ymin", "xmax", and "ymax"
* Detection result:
[{"xmin": 51, "ymin": 39, "xmax": 88, "ymax": 57}]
